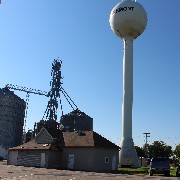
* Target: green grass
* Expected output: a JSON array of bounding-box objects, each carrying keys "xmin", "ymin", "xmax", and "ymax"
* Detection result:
[
  {"xmin": 116, "ymin": 166, "xmax": 177, "ymax": 177},
  {"xmin": 118, "ymin": 167, "xmax": 149, "ymax": 175},
  {"xmin": 170, "ymin": 167, "xmax": 177, "ymax": 177}
]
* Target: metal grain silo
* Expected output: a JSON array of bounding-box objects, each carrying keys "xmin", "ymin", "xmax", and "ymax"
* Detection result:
[
  {"xmin": 60, "ymin": 109, "xmax": 93, "ymax": 132},
  {"xmin": 0, "ymin": 88, "xmax": 26, "ymax": 149}
]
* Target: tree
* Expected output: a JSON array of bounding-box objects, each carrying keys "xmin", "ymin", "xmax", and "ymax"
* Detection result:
[
  {"xmin": 174, "ymin": 144, "xmax": 180, "ymax": 160},
  {"xmin": 135, "ymin": 146, "xmax": 145, "ymax": 158},
  {"xmin": 135, "ymin": 146, "xmax": 146, "ymax": 167},
  {"xmin": 142, "ymin": 143, "xmax": 150, "ymax": 158},
  {"xmin": 148, "ymin": 141, "xmax": 172, "ymax": 158}
]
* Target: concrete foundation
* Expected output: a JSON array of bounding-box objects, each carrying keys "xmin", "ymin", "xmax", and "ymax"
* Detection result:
[{"xmin": 119, "ymin": 138, "xmax": 139, "ymax": 167}]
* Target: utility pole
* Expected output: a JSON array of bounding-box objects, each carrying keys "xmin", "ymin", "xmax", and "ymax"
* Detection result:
[{"xmin": 143, "ymin": 133, "xmax": 150, "ymax": 157}]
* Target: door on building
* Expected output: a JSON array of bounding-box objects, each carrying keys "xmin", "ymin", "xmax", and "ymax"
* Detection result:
[
  {"xmin": 112, "ymin": 155, "xmax": 116, "ymax": 170},
  {"xmin": 9, "ymin": 151, "xmax": 18, "ymax": 165},
  {"xmin": 68, "ymin": 154, "xmax": 74, "ymax": 169},
  {"xmin": 40, "ymin": 153, "xmax": 46, "ymax": 167}
]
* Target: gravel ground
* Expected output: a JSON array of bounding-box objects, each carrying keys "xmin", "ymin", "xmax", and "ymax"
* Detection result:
[{"xmin": 0, "ymin": 161, "xmax": 180, "ymax": 180}]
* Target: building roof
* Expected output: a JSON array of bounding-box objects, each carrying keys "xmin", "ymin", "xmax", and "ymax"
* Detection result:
[
  {"xmin": 61, "ymin": 109, "xmax": 93, "ymax": 119},
  {"xmin": 0, "ymin": 87, "xmax": 25, "ymax": 102},
  {"xmin": 44, "ymin": 127, "xmax": 64, "ymax": 141},
  {"xmin": 8, "ymin": 139, "xmax": 59, "ymax": 151},
  {"xmin": 9, "ymin": 130, "xmax": 120, "ymax": 151},
  {"xmin": 63, "ymin": 131, "xmax": 119, "ymax": 149}
]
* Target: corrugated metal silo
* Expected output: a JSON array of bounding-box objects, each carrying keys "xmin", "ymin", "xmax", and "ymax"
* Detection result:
[{"xmin": 0, "ymin": 88, "xmax": 26, "ymax": 149}]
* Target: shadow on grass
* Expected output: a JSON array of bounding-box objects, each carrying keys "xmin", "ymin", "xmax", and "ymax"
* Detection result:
[
  {"xmin": 112, "ymin": 167, "xmax": 149, "ymax": 175},
  {"xmin": 112, "ymin": 167, "xmax": 177, "ymax": 177}
]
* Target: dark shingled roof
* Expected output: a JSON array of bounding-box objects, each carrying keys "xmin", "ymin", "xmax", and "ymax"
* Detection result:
[
  {"xmin": 9, "ymin": 130, "xmax": 120, "ymax": 151},
  {"xmin": 8, "ymin": 139, "xmax": 59, "ymax": 151},
  {"xmin": 63, "ymin": 131, "xmax": 120, "ymax": 149}
]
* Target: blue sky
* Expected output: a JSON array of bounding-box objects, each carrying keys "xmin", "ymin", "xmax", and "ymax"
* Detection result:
[{"xmin": 0, "ymin": 0, "xmax": 179, "ymax": 149}]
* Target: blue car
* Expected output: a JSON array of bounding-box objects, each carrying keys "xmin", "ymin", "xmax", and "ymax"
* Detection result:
[{"xmin": 149, "ymin": 157, "xmax": 170, "ymax": 176}]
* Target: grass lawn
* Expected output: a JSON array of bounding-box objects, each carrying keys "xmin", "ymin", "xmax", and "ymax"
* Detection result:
[{"xmin": 117, "ymin": 166, "xmax": 177, "ymax": 177}]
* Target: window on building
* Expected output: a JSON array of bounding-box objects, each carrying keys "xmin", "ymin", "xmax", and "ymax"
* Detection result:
[{"xmin": 105, "ymin": 157, "xmax": 109, "ymax": 163}]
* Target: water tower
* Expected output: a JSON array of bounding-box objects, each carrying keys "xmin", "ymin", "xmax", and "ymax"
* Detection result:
[{"xmin": 109, "ymin": 0, "xmax": 147, "ymax": 167}]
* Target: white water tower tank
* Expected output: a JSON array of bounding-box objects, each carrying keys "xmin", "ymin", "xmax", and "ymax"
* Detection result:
[{"xmin": 109, "ymin": 0, "xmax": 147, "ymax": 39}]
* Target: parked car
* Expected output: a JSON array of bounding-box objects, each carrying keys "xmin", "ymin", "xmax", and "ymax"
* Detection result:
[
  {"xmin": 0, "ymin": 156, "xmax": 3, "ymax": 161},
  {"xmin": 149, "ymin": 157, "xmax": 170, "ymax": 176},
  {"xmin": 176, "ymin": 164, "xmax": 180, "ymax": 177}
]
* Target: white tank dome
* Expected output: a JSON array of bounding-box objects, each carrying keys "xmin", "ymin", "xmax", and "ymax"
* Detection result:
[{"xmin": 109, "ymin": 0, "xmax": 147, "ymax": 39}]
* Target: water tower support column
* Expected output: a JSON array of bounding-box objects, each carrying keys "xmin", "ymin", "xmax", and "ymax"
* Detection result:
[
  {"xmin": 122, "ymin": 37, "xmax": 133, "ymax": 139},
  {"xmin": 119, "ymin": 37, "xmax": 139, "ymax": 167}
]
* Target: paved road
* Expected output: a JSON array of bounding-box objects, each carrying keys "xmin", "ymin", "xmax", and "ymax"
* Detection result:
[{"xmin": 0, "ymin": 161, "xmax": 180, "ymax": 180}]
